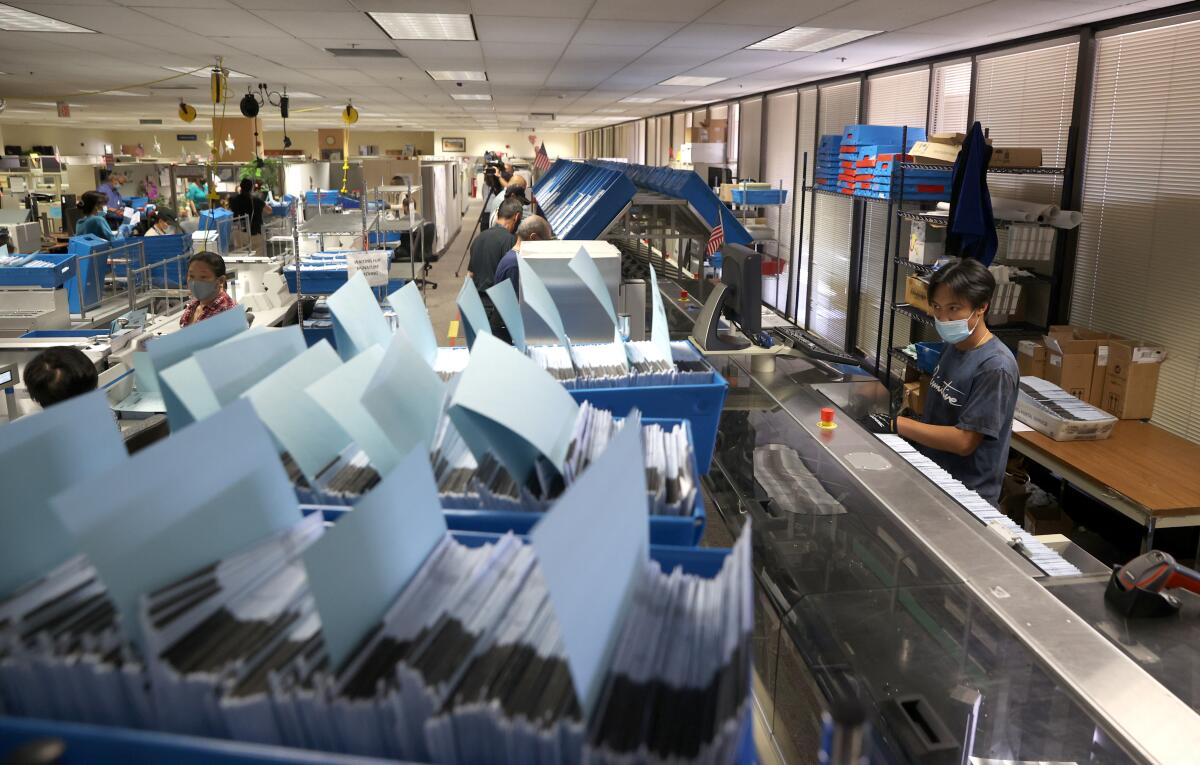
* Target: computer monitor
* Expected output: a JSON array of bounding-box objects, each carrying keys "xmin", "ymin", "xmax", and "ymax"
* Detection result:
[
  {"xmin": 707, "ymin": 166, "xmax": 732, "ymax": 188},
  {"xmin": 692, "ymin": 242, "xmax": 762, "ymax": 352},
  {"xmin": 720, "ymin": 244, "xmax": 762, "ymax": 336}
]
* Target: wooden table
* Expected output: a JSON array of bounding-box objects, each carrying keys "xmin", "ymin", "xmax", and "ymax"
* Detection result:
[{"xmin": 1012, "ymin": 421, "xmax": 1200, "ymax": 550}]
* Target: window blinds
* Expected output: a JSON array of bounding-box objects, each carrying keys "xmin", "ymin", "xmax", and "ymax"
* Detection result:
[
  {"xmin": 1071, "ymin": 15, "xmax": 1200, "ymax": 442},
  {"xmin": 931, "ymin": 60, "xmax": 971, "ymax": 134},
  {"xmin": 857, "ymin": 67, "xmax": 931, "ymax": 365},
  {"xmin": 762, "ymin": 91, "xmax": 798, "ymax": 313},
  {"xmin": 657, "ymin": 115, "xmax": 670, "ymax": 166},
  {"xmin": 791, "ymin": 88, "xmax": 817, "ymax": 325},
  {"xmin": 728, "ymin": 102, "xmax": 740, "ymax": 166},
  {"xmin": 974, "ymin": 40, "xmax": 1078, "ymax": 204},
  {"xmin": 809, "ymin": 80, "xmax": 860, "ymax": 347},
  {"xmin": 646, "ymin": 118, "xmax": 658, "ymax": 165},
  {"xmin": 635, "ymin": 119, "xmax": 646, "ymax": 164},
  {"xmin": 737, "ymin": 97, "xmax": 762, "ymax": 180},
  {"xmin": 671, "ymin": 112, "xmax": 687, "ymax": 160}
]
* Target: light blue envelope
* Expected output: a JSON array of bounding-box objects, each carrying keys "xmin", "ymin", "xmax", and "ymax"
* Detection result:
[
  {"xmin": 327, "ymin": 271, "xmax": 393, "ymax": 361},
  {"xmin": 146, "ymin": 305, "xmax": 248, "ymax": 430},
  {"xmin": 0, "ymin": 390, "xmax": 128, "ymax": 597},
  {"xmin": 50, "ymin": 399, "xmax": 300, "ymax": 651},
  {"xmin": 456, "ymin": 277, "xmax": 491, "ymax": 348},
  {"xmin": 301, "ymin": 447, "xmax": 447, "ymax": 670},
  {"xmin": 448, "ymin": 333, "xmax": 579, "ymax": 484},
  {"xmin": 568, "ymin": 246, "xmax": 618, "ymax": 327},
  {"xmin": 305, "ymin": 344, "xmax": 399, "ymax": 473},
  {"xmin": 649, "ymin": 264, "xmax": 673, "ymax": 361},
  {"xmin": 242, "ymin": 340, "xmax": 352, "ymax": 483},
  {"xmin": 485, "ymin": 279, "xmax": 526, "ymax": 352},
  {"xmin": 362, "ymin": 329, "xmax": 447, "ymax": 460},
  {"xmin": 194, "ymin": 325, "xmax": 307, "ymax": 406},
  {"xmin": 530, "ymin": 413, "xmax": 649, "ymax": 716},
  {"xmin": 518, "ymin": 259, "xmax": 571, "ymax": 351},
  {"xmin": 387, "ymin": 281, "xmax": 438, "ymax": 367}
]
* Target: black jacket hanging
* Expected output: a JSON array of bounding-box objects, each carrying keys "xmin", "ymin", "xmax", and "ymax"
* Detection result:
[{"xmin": 945, "ymin": 121, "xmax": 998, "ymax": 266}]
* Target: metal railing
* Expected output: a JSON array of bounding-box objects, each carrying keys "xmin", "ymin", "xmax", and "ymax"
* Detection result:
[{"xmin": 72, "ymin": 238, "xmax": 194, "ymax": 321}]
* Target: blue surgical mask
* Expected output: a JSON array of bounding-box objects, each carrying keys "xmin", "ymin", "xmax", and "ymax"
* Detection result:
[
  {"xmin": 935, "ymin": 312, "xmax": 980, "ymax": 344},
  {"xmin": 190, "ymin": 279, "xmax": 218, "ymax": 301}
]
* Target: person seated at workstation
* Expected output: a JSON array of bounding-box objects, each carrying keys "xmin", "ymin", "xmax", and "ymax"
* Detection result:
[
  {"xmin": 875, "ymin": 259, "xmax": 1019, "ymax": 506},
  {"xmin": 75, "ymin": 191, "xmax": 122, "ymax": 241},
  {"xmin": 494, "ymin": 214, "xmax": 553, "ymax": 296},
  {"xmin": 97, "ymin": 169, "xmax": 127, "ymax": 210},
  {"xmin": 23, "ymin": 346, "xmax": 98, "ymax": 410},
  {"xmin": 141, "ymin": 206, "xmax": 181, "ymax": 236},
  {"xmin": 180, "ymin": 251, "xmax": 236, "ymax": 328},
  {"xmin": 468, "ymin": 197, "xmax": 523, "ymax": 340}
]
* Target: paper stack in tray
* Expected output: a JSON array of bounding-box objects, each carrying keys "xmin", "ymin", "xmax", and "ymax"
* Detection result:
[
  {"xmin": 0, "ymin": 378, "xmax": 753, "ymax": 765},
  {"xmin": 1015, "ymin": 376, "xmax": 1118, "ymax": 441}
]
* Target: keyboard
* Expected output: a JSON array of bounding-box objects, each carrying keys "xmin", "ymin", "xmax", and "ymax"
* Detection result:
[{"xmin": 876, "ymin": 434, "xmax": 1080, "ymax": 577}]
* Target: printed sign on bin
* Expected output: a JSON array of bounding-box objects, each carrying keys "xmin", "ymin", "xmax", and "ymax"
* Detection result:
[{"xmin": 346, "ymin": 250, "xmax": 389, "ymax": 287}]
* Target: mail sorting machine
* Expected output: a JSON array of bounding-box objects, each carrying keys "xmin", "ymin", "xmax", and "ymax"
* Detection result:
[{"xmin": 695, "ymin": 334, "xmax": 1200, "ymax": 764}]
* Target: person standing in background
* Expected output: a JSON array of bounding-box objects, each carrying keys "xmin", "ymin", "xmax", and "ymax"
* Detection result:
[{"xmin": 229, "ymin": 179, "xmax": 271, "ymax": 254}]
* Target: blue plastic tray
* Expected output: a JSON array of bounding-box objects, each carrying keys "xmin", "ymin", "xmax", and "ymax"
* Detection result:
[
  {"xmin": 283, "ymin": 267, "xmax": 405, "ymax": 296},
  {"xmin": 729, "ymin": 188, "xmax": 788, "ymax": 205},
  {"xmin": 198, "ymin": 209, "xmax": 233, "ymax": 254},
  {"xmin": 842, "ymin": 124, "xmax": 926, "ymax": 147},
  {"xmin": 567, "ymin": 367, "xmax": 728, "ymax": 476},
  {"xmin": 915, "ymin": 341, "xmax": 944, "ymax": 374},
  {"xmin": 66, "ymin": 235, "xmax": 112, "ymax": 312},
  {"xmin": 0, "ymin": 253, "xmax": 77, "ymax": 288}
]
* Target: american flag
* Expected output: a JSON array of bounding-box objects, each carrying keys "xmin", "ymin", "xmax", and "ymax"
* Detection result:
[
  {"xmin": 533, "ymin": 142, "xmax": 551, "ymax": 172},
  {"xmin": 706, "ymin": 221, "xmax": 725, "ymax": 257}
]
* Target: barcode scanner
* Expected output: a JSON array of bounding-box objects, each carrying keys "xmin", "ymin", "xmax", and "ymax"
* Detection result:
[{"xmin": 1105, "ymin": 550, "xmax": 1200, "ymax": 617}]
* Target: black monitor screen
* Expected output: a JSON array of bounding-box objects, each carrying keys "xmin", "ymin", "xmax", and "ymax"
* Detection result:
[{"xmin": 720, "ymin": 243, "xmax": 762, "ymax": 336}]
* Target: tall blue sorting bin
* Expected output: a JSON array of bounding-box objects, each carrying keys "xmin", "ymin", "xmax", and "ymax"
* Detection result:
[
  {"xmin": 140, "ymin": 233, "xmax": 191, "ymax": 287},
  {"xmin": 66, "ymin": 235, "xmax": 112, "ymax": 312},
  {"xmin": 198, "ymin": 208, "xmax": 233, "ymax": 254}
]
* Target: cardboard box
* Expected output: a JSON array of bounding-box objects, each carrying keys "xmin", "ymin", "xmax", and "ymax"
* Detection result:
[
  {"xmin": 928, "ymin": 132, "xmax": 967, "ymax": 145},
  {"xmin": 1017, "ymin": 340, "xmax": 1047, "ymax": 378},
  {"xmin": 904, "ymin": 275, "xmax": 932, "ymax": 315},
  {"xmin": 1102, "ymin": 340, "xmax": 1166, "ymax": 419},
  {"xmin": 902, "ymin": 376, "xmax": 930, "ymax": 416},
  {"xmin": 989, "ymin": 147, "xmax": 1043, "ymax": 169},
  {"xmin": 1023, "ymin": 504, "xmax": 1074, "ymax": 536},
  {"xmin": 684, "ymin": 126, "xmax": 727, "ymax": 143},
  {"xmin": 1042, "ymin": 325, "xmax": 1118, "ymax": 404},
  {"xmin": 908, "ymin": 141, "xmax": 960, "ymax": 165},
  {"xmin": 908, "ymin": 220, "xmax": 946, "ymax": 264}
]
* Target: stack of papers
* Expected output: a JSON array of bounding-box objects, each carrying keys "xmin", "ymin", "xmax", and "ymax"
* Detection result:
[{"xmin": 1015, "ymin": 377, "xmax": 1117, "ymax": 442}]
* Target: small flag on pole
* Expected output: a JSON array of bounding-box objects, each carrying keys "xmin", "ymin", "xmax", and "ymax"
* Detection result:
[
  {"xmin": 534, "ymin": 142, "xmax": 551, "ymax": 172},
  {"xmin": 706, "ymin": 221, "xmax": 724, "ymax": 257}
]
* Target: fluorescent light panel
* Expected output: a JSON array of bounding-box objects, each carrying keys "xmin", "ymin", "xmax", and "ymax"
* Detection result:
[
  {"xmin": 368, "ymin": 12, "xmax": 475, "ymax": 41},
  {"xmin": 620, "ymin": 97, "xmax": 660, "ymax": 104},
  {"xmin": 0, "ymin": 3, "xmax": 93, "ymax": 32},
  {"xmin": 597, "ymin": 108, "xmax": 626, "ymax": 113},
  {"xmin": 164, "ymin": 65, "xmax": 251, "ymax": 79},
  {"xmin": 659, "ymin": 75, "xmax": 726, "ymax": 87},
  {"xmin": 428, "ymin": 70, "xmax": 486, "ymax": 81},
  {"xmin": 748, "ymin": 26, "xmax": 879, "ymax": 52},
  {"xmin": 451, "ymin": 94, "xmax": 491, "ymax": 101}
]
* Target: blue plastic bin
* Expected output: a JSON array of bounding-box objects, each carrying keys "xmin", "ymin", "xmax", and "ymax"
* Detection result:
[
  {"xmin": 842, "ymin": 124, "xmax": 926, "ymax": 147},
  {"xmin": 140, "ymin": 233, "xmax": 190, "ymax": 287},
  {"xmin": 915, "ymin": 341, "xmax": 945, "ymax": 374},
  {"xmin": 66, "ymin": 235, "xmax": 112, "ymax": 312},
  {"xmin": 729, "ymin": 188, "xmax": 788, "ymax": 205},
  {"xmin": 198, "ymin": 208, "xmax": 233, "ymax": 254},
  {"xmin": 304, "ymin": 190, "xmax": 341, "ymax": 206},
  {"xmin": 284, "ymin": 267, "xmax": 405, "ymax": 296},
  {"xmin": 0, "ymin": 253, "xmax": 77, "ymax": 289}
]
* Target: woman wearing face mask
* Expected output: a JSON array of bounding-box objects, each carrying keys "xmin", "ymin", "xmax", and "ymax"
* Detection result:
[
  {"xmin": 885, "ymin": 258, "xmax": 1019, "ymax": 506},
  {"xmin": 180, "ymin": 251, "xmax": 236, "ymax": 327},
  {"xmin": 75, "ymin": 191, "xmax": 117, "ymax": 241},
  {"xmin": 143, "ymin": 207, "xmax": 180, "ymax": 236}
]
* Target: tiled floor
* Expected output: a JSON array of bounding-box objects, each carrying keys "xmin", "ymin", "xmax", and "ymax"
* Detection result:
[{"xmin": 404, "ymin": 199, "xmax": 486, "ymax": 348}]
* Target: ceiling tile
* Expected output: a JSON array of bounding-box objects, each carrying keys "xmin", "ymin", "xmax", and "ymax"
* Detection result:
[
  {"xmin": 259, "ymin": 11, "xmax": 387, "ymax": 38},
  {"xmin": 804, "ymin": 0, "xmax": 992, "ymax": 31},
  {"xmin": 229, "ymin": 0, "xmax": 357, "ymax": 8},
  {"xmin": 474, "ymin": 16, "xmax": 580, "ymax": 43},
  {"xmin": 561, "ymin": 43, "xmax": 657, "ymax": 63},
  {"xmin": 393, "ymin": 40, "xmax": 484, "ymax": 68},
  {"xmin": 482, "ymin": 42, "xmax": 566, "ymax": 64},
  {"xmin": 571, "ymin": 20, "xmax": 684, "ymax": 46},
  {"xmin": 471, "ymin": 0, "xmax": 592, "ymax": 18},
  {"xmin": 137, "ymin": 7, "xmax": 290, "ymax": 35},
  {"xmin": 698, "ymin": 0, "xmax": 844, "ymax": 25},
  {"xmin": 13, "ymin": 5, "xmax": 187, "ymax": 35},
  {"xmin": 684, "ymin": 49, "xmax": 806, "ymax": 77},
  {"xmin": 902, "ymin": 0, "xmax": 1092, "ymax": 36},
  {"xmin": 587, "ymin": 0, "xmax": 716, "ymax": 23},
  {"xmin": 658, "ymin": 23, "xmax": 785, "ymax": 50}
]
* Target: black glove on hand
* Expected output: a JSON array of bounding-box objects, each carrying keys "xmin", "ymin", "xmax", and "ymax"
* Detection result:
[{"xmin": 866, "ymin": 412, "xmax": 896, "ymax": 434}]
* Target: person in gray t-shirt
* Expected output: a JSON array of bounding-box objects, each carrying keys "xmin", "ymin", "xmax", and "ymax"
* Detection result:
[{"xmin": 892, "ymin": 259, "xmax": 1019, "ymax": 505}]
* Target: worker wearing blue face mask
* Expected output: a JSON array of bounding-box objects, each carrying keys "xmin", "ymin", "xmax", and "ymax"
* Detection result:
[
  {"xmin": 180, "ymin": 251, "xmax": 236, "ymax": 327},
  {"xmin": 876, "ymin": 258, "xmax": 1018, "ymax": 505}
]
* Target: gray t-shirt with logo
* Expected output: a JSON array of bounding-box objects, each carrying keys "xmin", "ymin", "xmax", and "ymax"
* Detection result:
[{"xmin": 920, "ymin": 336, "xmax": 1019, "ymax": 504}]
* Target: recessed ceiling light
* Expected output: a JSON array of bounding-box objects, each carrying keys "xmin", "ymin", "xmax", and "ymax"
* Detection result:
[
  {"xmin": 620, "ymin": 97, "xmax": 661, "ymax": 104},
  {"xmin": 0, "ymin": 4, "xmax": 94, "ymax": 32},
  {"xmin": 427, "ymin": 70, "xmax": 486, "ymax": 81},
  {"xmin": 748, "ymin": 26, "xmax": 879, "ymax": 52},
  {"xmin": 659, "ymin": 75, "xmax": 726, "ymax": 87},
  {"xmin": 283, "ymin": 91, "xmax": 322, "ymax": 99},
  {"xmin": 87, "ymin": 90, "xmax": 147, "ymax": 97},
  {"xmin": 164, "ymin": 65, "xmax": 252, "ymax": 79},
  {"xmin": 30, "ymin": 101, "xmax": 82, "ymax": 107},
  {"xmin": 451, "ymin": 94, "xmax": 491, "ymax": 101},
  {"xmin": 368, "ymin": 12, "xmax": 476, "ymax": 41},
  {"xmin": 597, "ymin": 108, "xmax": 626, "ymax": 113}
]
